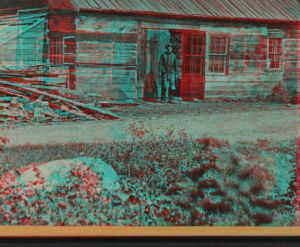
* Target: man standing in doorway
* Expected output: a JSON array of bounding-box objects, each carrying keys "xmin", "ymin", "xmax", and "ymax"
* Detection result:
[{"xmin": 158, "ymin": 43, "xmax": 177, "ymax": 103}]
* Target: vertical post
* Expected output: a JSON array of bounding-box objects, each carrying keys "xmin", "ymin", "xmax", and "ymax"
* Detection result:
[
  {"xmin": 296, "ymin": 22, "xmax": 300, "ymax": 226},
  {"xmin": 41, "ymin": 16, "xmax": 50, "ymax": 91}
]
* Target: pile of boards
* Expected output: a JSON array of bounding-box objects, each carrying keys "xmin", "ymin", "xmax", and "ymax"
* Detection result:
[{"xmin": 0, "ymin": 80, "xmax": 121, "ymax": 125}]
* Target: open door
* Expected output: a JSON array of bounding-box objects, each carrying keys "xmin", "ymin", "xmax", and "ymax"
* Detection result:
[{"xmin": 180, "ymin": 32, "xmax": 206, "ymax": 100}]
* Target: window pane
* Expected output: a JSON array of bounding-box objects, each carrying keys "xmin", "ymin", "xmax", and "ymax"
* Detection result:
[
  {"xmin": 192, "ymin": 38, "xmax": 198, "ymax": 47},
  {"xmin": 195, "ymin": 46, "xmax": 202, "ymax": 55},
  {"xmin": 184, "ymin": 56, "xmax": 192, "ymax": 65},
  {"xmin": 185, "ymin": 46, "xmax": 192, "ymax": 55},
  {"xmin": 195, "ymin": 56, "xmax": 201, "ymax": 66},
  {"xmin": 269, "ymin": 38, "xmax": 282, "ymax": 69},
  {"xmin": 198, "ymin": 38, "xmax": 204, "ymax": 47},
  {"xmin": 64, "ymin": 38, "xmax": 75, "ymax": 53},
  {"xmin": 209, "ymin": 55, "xmax": 225, "ymax": 73},
  {"xmin": 210, "ymin": 36, "xmax": 227, "ymax": 54},
  {"xmin": 185, "ymin": 65, "xmax": 190, "ymax": 73}
]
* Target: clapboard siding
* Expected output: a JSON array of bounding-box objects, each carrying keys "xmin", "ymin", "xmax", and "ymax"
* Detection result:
[
  {"xmin": 206, "ymin": 75, "xmax": 261, "ymax": 82},
  {"xmin": 204, "ymin": 24, "xmax": 291, "ymax": 99},
  {"xmin": 77, "ymin": 42, "xmax": 137, "ymax": 65},
  {"xmin": 205, "ymin": 92, "xmax": 252, "ymax": 98},
  {"xmin": 283, "ymin": 26, "xmax": 299, "ymax": 92},
  {"xmin": 75, "ymin": 65, "xmax": 137, "ymax": 99},
  {"xmin": 73, "ymin": 16, "xmax": 139, "ymax": 100},
  {"xmin": 0, "ymin": 16, "xmax": 46, "ymax": 69},
  {"xmin": 205, "ymin": 81, "xmax": 282, "ymax": 92},
  {"xmin": 76, "ymin": 16, "xmax": 138, "ymax": 34}
]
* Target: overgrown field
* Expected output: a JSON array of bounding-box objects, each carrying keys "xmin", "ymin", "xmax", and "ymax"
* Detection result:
[{"xmin": 0, "ymin": 127, "xmax": 297, "ymax": 226}]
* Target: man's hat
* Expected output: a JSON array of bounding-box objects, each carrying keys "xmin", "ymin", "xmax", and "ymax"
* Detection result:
[{"xmin": 165, "ymin": 43, "xmax": 174, "ymax": 49}]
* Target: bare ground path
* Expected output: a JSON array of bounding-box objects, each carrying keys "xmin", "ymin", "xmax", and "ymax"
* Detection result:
[{"xmin": 1, "ymin": 102, "xmax": 298, "ymax": 147}]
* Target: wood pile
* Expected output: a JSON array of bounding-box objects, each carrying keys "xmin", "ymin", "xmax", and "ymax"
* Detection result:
[{"xmin": 0, "ymin": 80, "xmax": 121, "ymax": 125}]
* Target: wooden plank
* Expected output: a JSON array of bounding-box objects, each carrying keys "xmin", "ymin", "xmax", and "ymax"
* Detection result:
[
  {"xmin": 76, "ymin": 32, "xmax": 138, "ymax": 44},
  {"xmin": 77, "ymin": 42, "xmax": 113, "ymax": 53},
  {"xmin": 205, "ymin": 81, "xmax": 281, "ymax": 92},
  {"xmin": 75, "ymin": 85, "xmax": 135, "ymax": 99},
  {"xmin": 76, "ymin": 42, "xmax": 137, "ymax": 65},
  {"xmin": 76, "ymin": 17, "xmax": 138, "ymax": 34},
  {"xmin": 77, "ymin": 77, "xmax": 112, "ymax": 84},
  {"xmin": 0, "ymin": 96, "xmax": 13, "ymax": 102},
  {"xmin": 76, "ymin": 68, "xmax": 136, "ymax": 77},
  {"xmin": 49, "ymin": 67, "xmax": 69, "ymax": 74},
  {"xmin": 205, "ymin": 91, "xmax": 251, "ymax": 98},
  {"xmin": 205, "ymin": 82, "xmax": 258, "ymax": 92},
  {"xmin": 77, "ymin": 54, "xmax": 113, "ymax": 65},
  {"xmin": 205, "ymin": 75, "xmax": 261, "ymax": 82}
]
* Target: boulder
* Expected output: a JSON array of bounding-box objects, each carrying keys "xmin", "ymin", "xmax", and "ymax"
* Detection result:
[
  {"xmin": 1, "ymin": 157, "xmax": 120, "ymax": 193},
  {"xmin": 0, "ymin": 158, "xmax": 125, "ymax": 225}
]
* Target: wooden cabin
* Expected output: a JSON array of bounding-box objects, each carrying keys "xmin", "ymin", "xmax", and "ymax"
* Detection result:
[{"xmin": 0, "ymin": 0, "xmax": 299, "ymax": 101}]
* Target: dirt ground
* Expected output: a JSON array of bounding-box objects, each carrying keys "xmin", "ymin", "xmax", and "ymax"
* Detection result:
[{"xmin": 1, "ymin": 101, "xmax": 298, "ymax": 147}]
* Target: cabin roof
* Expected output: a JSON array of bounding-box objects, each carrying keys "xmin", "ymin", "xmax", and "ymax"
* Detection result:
[{"xmin": 44, "ymin": 0, "xmax": 299, "ymax": 22}]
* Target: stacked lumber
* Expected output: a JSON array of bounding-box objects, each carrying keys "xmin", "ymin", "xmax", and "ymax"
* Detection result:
[{"xmin": 0, "ymin": 81, "xmax": 121, "ymax": 125}]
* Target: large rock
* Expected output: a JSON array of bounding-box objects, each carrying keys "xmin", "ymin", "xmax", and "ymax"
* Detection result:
[
  {"xmin": 0, "ymin": 158, "xmax": 125, "ymax": 225},
  {"xmin": 1, "ymin": 157, "xmax": 120, "ymax": 193}
]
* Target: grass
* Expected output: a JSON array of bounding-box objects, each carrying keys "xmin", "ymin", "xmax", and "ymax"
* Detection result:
[{"xmin": 0, "ymin": 122, "xmax": 297, "ymax": 226}]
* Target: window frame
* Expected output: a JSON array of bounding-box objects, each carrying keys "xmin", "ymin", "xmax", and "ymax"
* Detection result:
[
  {"xmin": 50, "ymin": 37, "xmax": 64, "ymax": 65},
  {"xmin": 22, "ymin": 38, "xmax": 38, "ymax": 66},
  {"xmin": 268, "ymin": 38, "xmax": 283, "ymax": 71},
  {"xmin": 37, "ymin": 37, "xmax": 50, "ymax": 65},
  {"xmin": 206, "ymin": 34, "xmax": 229, "ymax": 75},
  {"xmin": 243, "ymin": 38, "xmax": 263, "ymax": 72},
  {"xmin": 63, "ymin": 36, "xmax": 76, "ymax": 65},
  {"xmin": 183, "ymin": 35, "xmax": 205, "ymax": 76}
]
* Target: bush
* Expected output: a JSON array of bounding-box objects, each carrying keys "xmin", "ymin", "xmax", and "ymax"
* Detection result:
[{"xmin": 249, "ymin": 82, "xmax": 298, "ymax": 104}]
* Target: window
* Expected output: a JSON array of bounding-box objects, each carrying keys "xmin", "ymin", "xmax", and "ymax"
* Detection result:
[
  {"xmin": 208, "ymin": 35, "xmax": 228, "ymax": 74},
  {"xmin": 22, "ymin": 38, "xmax": 37, "ymax": 65},
  {"xmin": 184, "ymin": 36, "xmax": 204, "ymax": 74},
  {"xmin": 50, "ymin": 37, "xmax": 76, "ymax": 65},
  {"xmin": 245, "ymin": 38, "xmax": 262, "ymax": 70},
  {"xmin": 50, "ymin": 37, "xmax": 63, "ymax": 65},
  {"xmin": 37, "ymin": 37, "xmax": 49, "ymax": 64},
  {"xmin": 269, "ymin": 38, "xmax": 282, "ymax": 69},
  {"xmin": 63, "ymin": 37, "xmax": 76, "ymax": 64}
]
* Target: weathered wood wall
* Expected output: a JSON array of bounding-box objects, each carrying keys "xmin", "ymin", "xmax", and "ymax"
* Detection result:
[
  {"xmin": 2, "ymin": 12, "xmax": 296, "ymax": 101},
  {"xmin": 204, "ymin": 25, "xmax": 288, "ymax": 98},
  {"xmin": 136, "ymin": 16, "xmax": 290, "ymax": 99},
  {"xmin": 283, "ymin": 24, "xmax": 299, "ymax": 94},
  {"xmin": 74, "ymin": 15, "xmax": 139, "ymax": 100},
  {"xmin": 0, "ymin": 13, "xmax": 46, "ymax": 70}
]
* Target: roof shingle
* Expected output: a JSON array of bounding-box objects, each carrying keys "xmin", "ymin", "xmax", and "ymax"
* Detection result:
[{"xmin": 44, "ymin": 0, "xmax": 299, "ymax": 22}]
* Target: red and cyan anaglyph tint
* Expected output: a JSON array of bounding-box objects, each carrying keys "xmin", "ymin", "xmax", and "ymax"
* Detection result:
[{"xmin": 0, "ymin": 0, "xmax": 299, "ymax": 228}]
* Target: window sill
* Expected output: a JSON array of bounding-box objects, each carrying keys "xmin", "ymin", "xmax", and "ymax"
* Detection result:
[
  {"xmin": 263, "ymin": 69, "xmax": 284, "ymax": 74},
  {"xmin": 206, "ymin": 72, "xmax": 226, "ymax": 76}
]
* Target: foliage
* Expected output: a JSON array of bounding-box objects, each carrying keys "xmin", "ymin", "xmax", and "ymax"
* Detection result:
[
  {"xmin": 0, "ymin": 123, "xmax": 297, "ymax": 226},
  {"xmin": 251, "ymin": 82, "xmax": 298, "ymax": 105}
]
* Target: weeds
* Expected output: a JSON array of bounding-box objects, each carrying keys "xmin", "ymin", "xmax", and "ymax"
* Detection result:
[
  {"xmin": 251, "ymin": 82, "xmax": 297, "ymax": 105},
  {"xmin": 0, "ymin": 124, "xmax": 297, "ymax": 226}
]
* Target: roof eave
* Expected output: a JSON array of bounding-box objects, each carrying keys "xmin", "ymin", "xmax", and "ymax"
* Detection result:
[{"xmin": 76, "ymin": 8, "xmax": 300, "ymax": 24}]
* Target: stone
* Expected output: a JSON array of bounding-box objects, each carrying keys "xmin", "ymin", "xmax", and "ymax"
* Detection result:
[{"xmin": 0, "ymin": 157, "xmax": 120, "ymax": 193}]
